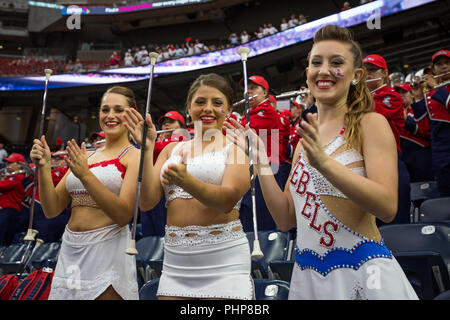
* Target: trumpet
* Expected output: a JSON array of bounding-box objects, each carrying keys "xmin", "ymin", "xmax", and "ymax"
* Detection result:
[
  {"xmin": 0, "ymin": 169, "xmax": 27, "ymax": 180},
  {"xmin": 366, "ymin": 77, "xmax": 383, "ymax": 83},
  {"xmin": 433, "ymin": 71, "xmax": 450, "ymax": 79},
  {"xmin": 434, "ymin": 79, "xmax": 450, "ymax": 89},
  {"xmin": 275, "ymin": 90, "xmax": 308, "ymax": 100},
  {"xmin": 232, "ymin": 95, "xmax": 258, "ymax": 108}
]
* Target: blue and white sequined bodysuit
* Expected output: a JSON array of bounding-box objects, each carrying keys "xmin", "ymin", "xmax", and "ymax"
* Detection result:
[{"xmin": 288, "ymin": 129, "xmax": 418, "ymax": 300}]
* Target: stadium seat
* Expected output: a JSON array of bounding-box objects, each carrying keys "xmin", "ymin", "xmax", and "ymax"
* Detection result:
[
  {"xmin": 0, "ymin": 242, "xmax": 35, "ymax": 274},
  {"xmin": 12, "ymin": 232, "xmax": 26, "ymax": 244},
  {"xmin": 410, "ymin": 181, "xmax": 440, "ymax": 213},
  {"xmin": 269, "ymin": 261, "xmax": 294, "ymax": 282},
  {"xmin": 434, "ymin": 290, "xmax": 450, "ymax": 300},
  {"xmin": 246, "ymin": 230, "xmax": 293, "ymax": 278},
  {"xmin": 135, "ymin": 236, "xmax": 164, "ymax": 283},
  {"xmin": 253, "ymin": 278, "xmax": 290, "ymax": 300},
  {"xmin": 29, "ymin": 242, "xmax": 61, "ymax": 270},
  {"xmin": 379, "ymin": 222, "xmax": 450, "ymax": 299},
  {"xmin": 139, "ymin": 278, "xmax": 160, "ymax": 300},
  {"xmin": 419, "ymin": 197, "xmax": 450, "ymax": 222}
]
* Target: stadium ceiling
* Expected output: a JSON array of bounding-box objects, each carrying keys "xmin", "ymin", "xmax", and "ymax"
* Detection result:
[{"xmin": 42, "ymin": 0, "xmax": 251, "ymax": 32}]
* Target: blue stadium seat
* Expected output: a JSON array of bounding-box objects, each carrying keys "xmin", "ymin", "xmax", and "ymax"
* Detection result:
[
  {"xmin": 268, "ymin": 261, "xmax": 294, "ymax": 282},
  {"xmin": 410, "ymin": 181, "xmax": 440, "ymax": 208},
  {"xmin": 139, "ymin": 278, "xmax": 160, "ymax": 300},
  {"xmin": 419, "ymin": 197, "xmax": 450, "ymax": 222},
  {"xmin": 12, "ymin": 232, "xmax": 26, "ymax": 244},
  {"xmin": 135, "ymin": 236, "xmax": 164, "ymax": 283},
  {"xmin": 0, "ymin": 242, "xmax": 34, "ymax": 274},
  {"xmin": 29, "ymin": 242, "xmax": 61, "ymax": 270},
  {"xmin": 379, "ymin": 222, "xmax": 450, "ymax": 299},
  {"xmin": 253, "ymin": 278, "xmax": 290, "ymax": 300},
  {"xmin": 434, "ymin": 290, "xmax": 450, "ymax": 300},
  {"xmin": 246, "ymin": 230, "xmax": 293, "ymax": 278}
]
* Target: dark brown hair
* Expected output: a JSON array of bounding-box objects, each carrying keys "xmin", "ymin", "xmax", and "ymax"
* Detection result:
[
  {"xmin": 101, "ymin": 86, "xmax": 137, "ymax": 109},
  {"xmin": 312, "ymin": 25, "xmax": 374, "ymax": 151},
  {"xmin": 185, "ymin": 73, "xmax": 234, "ymax": 113}
]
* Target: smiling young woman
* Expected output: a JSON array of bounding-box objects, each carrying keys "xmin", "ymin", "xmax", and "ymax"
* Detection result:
[
  {"xmin": 30, "ymin": 86, "xmax": 140, "ymax": 300},
  {"xmin": 227, "ymin": 25, "xmax": 418, "ymax": 300},
  {"xmin": 122, "ymin": 73, "xmax": 253, "ymax": 300}
]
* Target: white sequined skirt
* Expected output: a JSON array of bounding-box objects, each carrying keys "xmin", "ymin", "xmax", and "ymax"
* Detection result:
[
  {"xmin": 157, "ymin": 220, "xmax": 254, "ymax": 299},
  {"xmin": 48, "ymin": 224, "xmax": 139, "ymax": 300}
]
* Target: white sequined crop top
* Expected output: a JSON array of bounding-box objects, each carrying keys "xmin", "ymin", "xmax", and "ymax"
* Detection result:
[
  {"xmin": 65, "ymin": 145, "xmax": 134, "ymax": 208},
  {"xmin": 161, "ymin": 141, "xmax": 242, "ymax": 210},
  {"xmin": 304, "ymin": 128, "xmax": 366, "ymax": 198}
]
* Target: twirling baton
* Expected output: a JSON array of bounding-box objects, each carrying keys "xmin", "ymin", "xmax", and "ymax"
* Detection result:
[
  {"xmin": 24, "ymin": 69, "xmax": 52, "ymax": 242},
  {"xmin": 126, "ymin": 52, "xmax": 159, "ymax": 255},
  {"xmin": 237, "ymin": 47, "xmax": 264, "ymax": 259}
]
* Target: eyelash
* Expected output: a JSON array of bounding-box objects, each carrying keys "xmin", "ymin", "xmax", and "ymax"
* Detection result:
[
  {"xmin": 194, "ymin": 100, "xmax": 223, "ymax": 106},
  {"xmin": 311, "ymin": 61, "xmax": 343, "ymax": 66}
]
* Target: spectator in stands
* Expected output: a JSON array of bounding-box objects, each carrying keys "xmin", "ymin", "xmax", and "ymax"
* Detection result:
[
  {"xmin": 122, "ymin": 73, "xmax": 252, "ymax": 300},
  {"xmin": 240, "ymin": 30, "xmax": 250, "ymax": 44},
  {"xmin": 225, "ymin": 24, "xmax": 418, "ymax": 300},
  {"xmin": 194, "ymin": 39, "xmax": 208, "ymax": 55},
  {"xmin": 228, "ymin": 33, "xmax": 239, "ymax": 46},
  {"xmin": 73, "ymin": 58, "xmax": 83, "ymax": 73},
  {"xmin": 65, "ymin": 59, "xmax": 74, "ymax": 73},
  {"xmin": 266, "ymin": 23, "xmax": 278, "ymax": 35},
  {"xmin": 298, "ymin": 14, "xmax": 308, "ymax": 25},
  {"xmin": 262, "ymin": 23, "xmax": 271, "ymax": 37},
  {"xmin": 280, "ymin": 18, "xmax": 289, "ymax": 31},
  {"xmin": 0, "ymin": 143, "xmax": 8, "ymax": 169},
  {"xmin": 174, "ymin": 44, "xmax": 185, "ymax": 58},
  {"xmin": 0, "ymin": 153, "xmax": 26, "ymax": 246},
  {"xmin": 124, "ymin": 52, "xmax": 134, "ymax": 67},
  {"xmin": 30, "ymin": 86, "xmax": 140, "ymax": 300},
  {"xmin": 140, "ymin": 51, "xmax": 150, "ymax": 65},
  {"xmin": 341, "ymin": 1, "xmax": 352, "ymax": 11},
  {"xmin": 186, "ymin": 42, "xmax": 195, "ymax": 56},
  {"xmin": 110, "ymin": 51, "xmax": 121, "ymax": 68},
  {"xmin": 254, "ymin": 27, "xmax": 264, "ymax": 39},
  {"xmin": 288, "ymin": 13, "xmax": 299, "ymax": 28}
]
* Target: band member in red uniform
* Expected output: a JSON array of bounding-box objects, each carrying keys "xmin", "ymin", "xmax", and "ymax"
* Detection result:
[
  {"xmin": 0, "ymin": 153, "xmax": 26, "ymax": 245},
  {"xmin": 28, "ymin": 151, "xmax": 71, "ymax": 242},
  {"xmin": 238, "ymin": 75, "xmax": 285, "ymax": 231},
  {"xmin": 410, "ymin": 50, "xmax": 450, "ymax": 196},
  {"xmin": 395, "ymin": 83, "xmax": 433, "ymax": 182},
  {"xmin": 364, "ymin": 54, "xmax": 410, "ymax": 224}
]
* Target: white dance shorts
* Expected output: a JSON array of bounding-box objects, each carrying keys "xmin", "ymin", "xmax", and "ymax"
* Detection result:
[
  {"xmin": 157, "ymin": 220, "xmax": 254, "ymax": 299},
  {"xmin": 48, "ymin": 224, "xmax": 139, "ymax": 300}
]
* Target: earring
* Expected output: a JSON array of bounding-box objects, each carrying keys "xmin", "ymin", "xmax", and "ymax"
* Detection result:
[{"xmin": 352, "ymin": 80, "xmax": 357, "ymax": 86}]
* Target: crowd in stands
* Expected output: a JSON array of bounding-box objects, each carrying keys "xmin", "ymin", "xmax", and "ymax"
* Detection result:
[{"xmin": 0, "ymin": 1, "xmax": 376, "ymax": 76}]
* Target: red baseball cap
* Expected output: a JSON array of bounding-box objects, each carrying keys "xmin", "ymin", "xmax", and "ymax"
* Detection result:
[
  {"xmin": 4, "ymin": 153, "xmax": 26, "ymax": 163},
  {"xmin": 89, "ymin": 131, "xmax": 105, "ymax": 140},
  {"xmin": 240, "ymin": 75, "xmax": 269, "ymax": 92},
  {"xmin": 290, "ymin": 101, "xmax": 301, "ymax": 109},
  {"xmin": 394, "ymin": 83, "xmax": 412, "ymax": 92},
  {"xmin": 56, "ymin": 138, "xmax": 64, "ymax": 146},
  {"xmin": 158, "ymin": 111, "xmax": 185, "ymax": 126},
  {"xmin": 363, "ymin": 54, "xmax": 388, "ymax": 72},
  {"xmin": 432, "ymin": 50, "xmax": 450, "ymax": 63}
]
